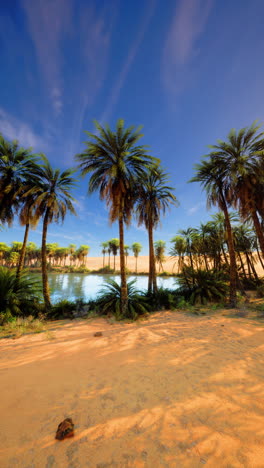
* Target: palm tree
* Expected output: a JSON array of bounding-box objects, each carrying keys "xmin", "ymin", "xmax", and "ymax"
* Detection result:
[
  {"xmin": 27, "ymin": 156, "xmax": 77, "ymax": 309},
  {"xmin": 190, "ymin": 158, "xmax": 237, "ymax": 307},
  {"xmin": 101, "ymin": 242, "xmax": 108, "ymax": 267},
  {"xmin": 124, "ymin": 245, "xmax": 130, "ymax": 266},
  {"xmin": 0, "ymin": 135, "xmax": 37, "ymax": 225},
  {"xmin": 154, "ymin": 240, "xmax": 166, "ymax": 272},
  {"xmin": 170, "ymin": 235, "xmax": 186, "ymax": 273},
  {"xmin": 0, "ymin": 135, "xmax": 41, "ymax": 278},
  {"xmin": 109, "ymin": 238, "xmax": 119, "ymax": 271},
  {"xmin": 75, "ymin": 119, "xmax": 156, "ymax": 315},
  {"xmin": 136, "ymin": 165, "xmax": 178, "ymax": 293},
  {"xmin": 131, "ymin": 242, "xmax": 142, "ymax": 273},
  {"xmin": 206, "ymin": 122, "xmax": 264, "ymax": 258}
]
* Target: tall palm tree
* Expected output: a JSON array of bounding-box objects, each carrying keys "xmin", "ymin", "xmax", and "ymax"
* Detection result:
[
  {"xmin": 136, "ymin": 165, "xmax": 178, "ymax": 293},
  {"xmin": 0, "ymin": 135, "xmax": 41, "ymax": 278},
  {"xmin": 75, "ymin": 119, "xmax": 156, "ymax": 315},
  {"xmin": 27, "ymin": 156, "xmax": 77, "ymax": 309},
  {"xmin": 207, "ymin": 122, "xmax": 264, "ymax": 257},
  {"xmin": 190, "ymin": 159, "xmax": 237, "ymax": 307}
]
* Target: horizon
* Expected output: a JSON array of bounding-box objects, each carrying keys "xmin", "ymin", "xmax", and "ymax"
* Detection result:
[{"xmin": 1, "ymin": 0, "xmax": 264, "ymax": 254}]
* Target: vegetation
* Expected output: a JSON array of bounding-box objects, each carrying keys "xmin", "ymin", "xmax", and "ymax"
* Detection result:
[
  {"xmin": 96, "ymin": 278, "xmax": 150, "ymax": 320},
  {"xmin": 1, "ymin": 121, "xmax": 264, "ymax": 321},
  {"xmin": 0, "ymin": 267, "xmax": 42, "ymax": 324},
  {"xmin": 176, "ymin": 267, "xmax": 228, "ymax": 305},
  {"xmin": 76, "ymin": 119, "xmax": 157, "ymax": 316},
  {"xmin": 135, "ymin": 165, "xmax": 177, "ymax": 293}
]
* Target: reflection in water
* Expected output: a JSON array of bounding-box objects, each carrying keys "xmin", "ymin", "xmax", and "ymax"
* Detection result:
[{"xmin": 45, "ymin": 274, "xmax": 178, "ymax": 303}]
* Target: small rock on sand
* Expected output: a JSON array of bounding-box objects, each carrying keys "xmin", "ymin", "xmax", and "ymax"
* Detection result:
[{"xmin": 94, "ymin": 332, "xmax": 103, "ymax": 337}]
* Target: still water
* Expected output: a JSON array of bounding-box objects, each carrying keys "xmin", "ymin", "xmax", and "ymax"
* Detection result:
[{"xmin": 41, "ymin": 273, "xmax": 177, "ymax": 303}]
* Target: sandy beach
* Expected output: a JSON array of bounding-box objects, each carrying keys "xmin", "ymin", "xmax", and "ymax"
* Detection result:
[{"xmin": 1, "ymin": 311, "xmax": 264, "ymax": 467}]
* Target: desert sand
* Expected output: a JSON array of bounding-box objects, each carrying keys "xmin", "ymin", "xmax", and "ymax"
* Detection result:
[
  {"xmin": 1, "ymin": 311, "xmax": 264, "ymax": 467},
  {"xmin": 85, "ymin": 254, "xmax": 264, "ymax": 277}
]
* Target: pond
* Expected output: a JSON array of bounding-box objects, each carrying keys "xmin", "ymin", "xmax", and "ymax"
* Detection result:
[{"xmin": 38, "ymin": 273, "xmax": 178, "ymax": 303}]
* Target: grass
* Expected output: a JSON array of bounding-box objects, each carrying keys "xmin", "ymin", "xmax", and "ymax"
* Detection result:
[{"xmin": 0, "ymin": 315, "xmax": 46, "ymax": 339}]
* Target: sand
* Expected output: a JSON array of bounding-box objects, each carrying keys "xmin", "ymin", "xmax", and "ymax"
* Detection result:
[
  {"xmin": 1, "ymin": 311, "xmax": 264, "ymax": 467},
  {"xmin": 85, "ymin": 254, "xmax": 264, "ymax": 277}
]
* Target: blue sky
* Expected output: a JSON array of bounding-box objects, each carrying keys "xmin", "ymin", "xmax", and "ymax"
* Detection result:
[{"xmin": 1, "ymin": 0, "xmax": 264, "ymax": 255}]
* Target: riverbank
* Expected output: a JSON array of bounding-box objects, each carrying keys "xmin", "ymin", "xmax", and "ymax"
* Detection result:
[{"xmin": 1, "ymin": 310, "xmax": 264, "ymax": 467}]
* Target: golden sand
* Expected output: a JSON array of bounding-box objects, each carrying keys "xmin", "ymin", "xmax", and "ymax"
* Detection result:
[{"xmin": 1, "ymin": 311, "xmax": 264, "ymax": 467}]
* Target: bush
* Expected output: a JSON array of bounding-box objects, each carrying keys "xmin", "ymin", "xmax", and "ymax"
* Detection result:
[
  {"xmin": 48, "ymin": 299, "xmax": 77, "ymax": 319},
  {"xmin": 95, "ymin": 279, "xmax": 150, "ymax": 320},
  {"xmin": 144, "ymin": 288, "xmax": 178, "ymax": 311},
  {"xmin": 0, "ymin": 267, "xmax": 42, "ymax": 323},
  {"xmin": 93, "ymin": 266, "xmax": 114, "ymax": 274},
  {"xmin": 176, "ymin": 267, "xmax": 228, "ymax": 305}
]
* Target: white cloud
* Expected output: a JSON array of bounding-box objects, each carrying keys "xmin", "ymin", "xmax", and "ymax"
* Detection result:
[
  {"xmin": 187, "ymin": 202, "xmax": 204, "ymax": 215},
  {"xmin": 163, "ymin": 0, "xmax": 213, "ymax": 94},
  {"xmin": 0, "ymin": 107, "xmax": 47, "ymax": 150}
]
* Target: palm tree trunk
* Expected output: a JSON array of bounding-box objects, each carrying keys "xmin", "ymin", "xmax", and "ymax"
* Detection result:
[
  {"xmin": 221, "ymin": 198, "xmax": 237, "ymax": 307},
  {"xmin": 114, "ymin": 254, "xmax": 116, "ymax": 272},
  {"xmin": 148, "ymin": 224, "xmax": 154, "ymax": 293},
  {"xmin": 119, "ymin": 216, "xmax": 127, "ymax": 315},
  {"xmin": 135, "ymin": 256, "xmax": 138, "ymax": 274},
  {"xmin": 42, "ymin": 210, "xmax": 51, "ymax": 309},
  {"xmin": 103, "ymin": 253, "xmax": 105, "ymax": 268},
  {"xmin": 256, "ymin": 243, "xmax": 264, "ymax": 269},
  {"xmin": 238, "ymin": 251, "xmax": 247, "ymax": 278},
  {"xmin": 252, "ymin": 210, "xmax": 264, "ymax": 258},
  {"xmin": 16, "ymin": 223, "xmax": 30, "ymax": 280}
]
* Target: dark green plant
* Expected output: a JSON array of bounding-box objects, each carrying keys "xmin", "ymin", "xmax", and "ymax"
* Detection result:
[
  {"xmin": 96, "ymin": 279, "xmax": 150, "ymax": 320},
  {"xmin": 0, "ymin": 267, "xmax": 42, "ymax": 322},
  {"xmin": 144, "ymin": 287, "xmax": 178, "ymax": 311},
  {"xmin": 48, "ymin": 299, "xmax": 77, "ymax": 319},
  {"xmin": 176, "ymin": 267, "xmax": 228, "ymax": 305}
]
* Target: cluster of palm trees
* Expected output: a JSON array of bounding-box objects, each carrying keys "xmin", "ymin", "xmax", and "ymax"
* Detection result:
[
  {"xmin": 191, "ymin": 122, "xmax": 264, "ymax": 306},
  {"xmin": 0, "ymin": 121, "xmax": 177, "ymax": 315},
  {"xmin": 170, "ymin": 213, "xmax": 263, "ymax": 282},
  {"xmin": 1, "ymin": 119, "xmax": 264, "ymax": 313},
  {"xmin": 101, "ymin": 240, "xmax": 143, "ymax": 272},
  {"xmin": 76, "ymin": 120, "xmax": 177, "ymax": 315},
  {"xmin": 0, "ymin": 135, "xmax": 77, "ymax": 309},
  {"xmin": 0, "ymin": 241, "xmax": 90, "ymax": 268}
]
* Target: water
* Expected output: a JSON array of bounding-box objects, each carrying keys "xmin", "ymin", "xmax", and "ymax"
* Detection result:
[{"xmin": 40, "ymin": 273, "xmax": 178, "ymax": 303}]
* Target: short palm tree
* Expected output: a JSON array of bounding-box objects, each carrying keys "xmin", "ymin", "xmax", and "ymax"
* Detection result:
[
  {"xmin": 190, "ymin": 158, "xmax": 237, "ymax": 307},
  {"xmin": 26, "ymin": 156, "xmax": 77, "ymax": 309},
  {"xmin": 75, "ymin": 119, "xmax": 156, "ymax": 316},
  {"xmin": 154, "ymin": 240, "xmax": 166, "ymax": 272},
  {"xmin": 101, "ymin": 242, "xmax": 108, "ymax": 267},
  {"xmin": 136, "ymin": 165, "xmax": 178, "ymax": 293},
  {"xmin": 132, "ymin": 242, "xmax": 142, "ymax": 273}
]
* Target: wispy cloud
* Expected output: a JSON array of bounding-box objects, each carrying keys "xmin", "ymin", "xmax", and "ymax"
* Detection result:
[
  {"xmin": 99, "ymin": 0, "xmax": 157, "ymax": 123},
  {"xmin": 162, "ymin": 0, "xmax": 213, "ymax": 94},
  {"xmin": 0, "ymin": 107, "xmax": 47, "ymax": 150},
  {"xmin": 187, "ymin": 201, "xmax": 204, "ymax": 215},
  {"xmin": 22, "ymin": 0, "xmax": 73, "ymax": 115}
]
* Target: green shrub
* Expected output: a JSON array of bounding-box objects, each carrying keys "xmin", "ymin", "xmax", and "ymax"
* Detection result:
[
  {"xmin": 0, "ymin": 267, "xmax": 42, "ymax": 322},
  {"xmin": 93, "ymin": 266, "xmax": 114, "ymax": 274},
  {"xmin": 144, "ymin": 288, "xmax": 178, "ymax": 311},
  {"xmin": 176, "ymin": 267, "xmax": 228, "ymax": 305},
  {"xmin": 256, "ymin": 284, "xmax": 264, "ymax": 298},
  {"xmin": 48, "ymin": 299, "xmax": 77, "ymax": 319},
  {"xmin": 95, "ymin": 279, "xmax": 150, "ymax": 320}
]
